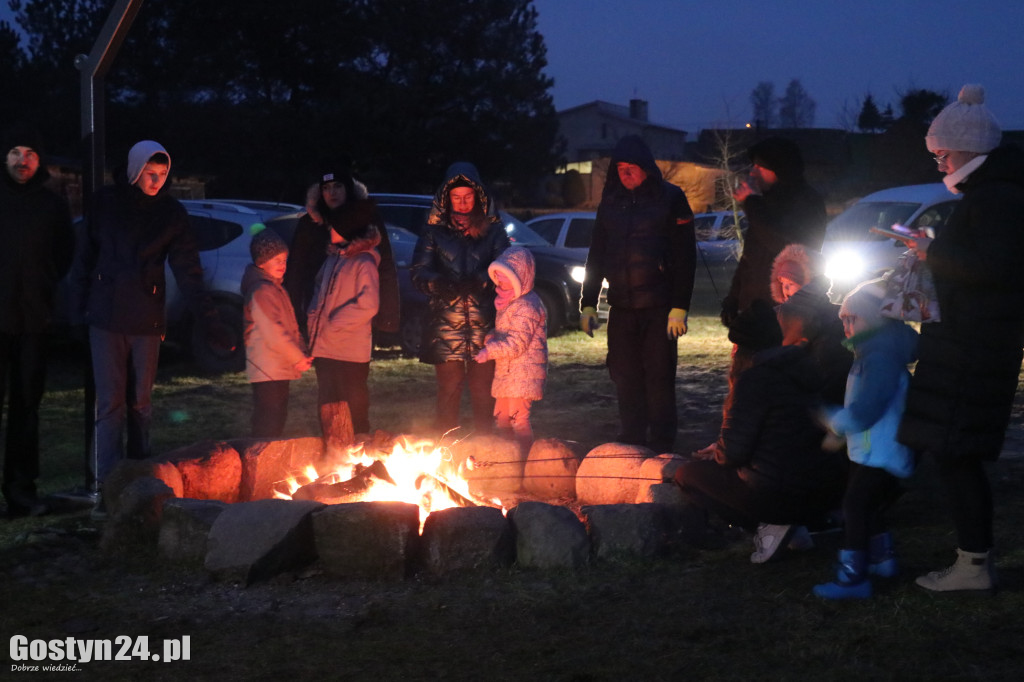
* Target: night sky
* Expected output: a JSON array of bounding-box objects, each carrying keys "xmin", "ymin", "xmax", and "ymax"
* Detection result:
[{"xmin": 533, "ymin": 0, "xmax": 1024, "ymax": 132}]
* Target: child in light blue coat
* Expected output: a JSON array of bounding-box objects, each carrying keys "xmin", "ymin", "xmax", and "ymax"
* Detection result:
[{"xmin": 814, "ymin": 279, "xmax": 919, "ymax": 599}]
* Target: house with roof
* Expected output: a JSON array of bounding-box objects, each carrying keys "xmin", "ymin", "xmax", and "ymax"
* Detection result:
[{"xmin": 557, "ymin": 99, "xmax": 689, "ymax": 164}]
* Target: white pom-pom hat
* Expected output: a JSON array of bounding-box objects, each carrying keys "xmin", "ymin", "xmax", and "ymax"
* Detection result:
[{"xmin": 926, "ymin": 84, "xmax": 1001, "ymax": 154}]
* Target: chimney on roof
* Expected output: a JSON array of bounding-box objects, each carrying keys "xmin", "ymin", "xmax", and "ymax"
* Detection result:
[{"xmin": 629, "ymin": 99, "xmax": 649, "ymax": 122}]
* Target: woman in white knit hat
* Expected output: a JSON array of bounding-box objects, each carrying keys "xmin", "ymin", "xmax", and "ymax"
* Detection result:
[{"xmin": 898, "ymin": 85, "xmax": 1024, "ymax": 593}]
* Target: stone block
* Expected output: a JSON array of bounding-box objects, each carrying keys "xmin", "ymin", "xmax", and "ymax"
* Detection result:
[
  {"xmin": 232, "ymin": 437, "xmax": 324, "ymax": 502},
  {"xmin": 575, "ymin": 442, "xmax": 654, "ymax": 505},
  {"xmin": 522, "ymin": 438, "xmax": 583, "ymax": 500},
  {"xmin": 636, "ymin": 455, "xmax": 687, "ymax": 503},
  {"xmin": 419, "ymin": 506, "xmax": 514, "ymax": 575},
  {"xmin": 581, "ymin": 503, "xmax": 669, "ymax": 561},
  {"xmin": 158, "ymin": 498, "xmax": 228, "ymax": 565},
  {"xmin": 312, "ymin": 501, "xmax": 420, "ymax": 580},
  {"xmin": 162, "ymin": 440, "xmax": 242, "ymax": 504},
  {"xmin": 448, "ymin": 435, "xmax": 526, "ymax": 499},
  {"xmin": 508, "ymin": 501, "xmax": 589, "ymax": 569},
  {"xmin": 104, "ymin": 459, "xmax": 184, "ymax": 515},
  {"xmin": 205, "ymin": 499, "xmax": 323, "ymax": 585},
  {"xmin": 100, "ymin": 476, "xmax": 176, "ymax": 554}
]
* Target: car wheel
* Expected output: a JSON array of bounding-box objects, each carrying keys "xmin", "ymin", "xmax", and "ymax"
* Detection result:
[
  {"xmin": 191, "ymin": 298, "xmax": 245, "ymax": 374},
  {"xmin": 536, "ymin": 287, "xmax": 564, "ymax": 338},
  {"xmin": 399, "ymin": 304, "xmax": 426, "ymax": 358}
]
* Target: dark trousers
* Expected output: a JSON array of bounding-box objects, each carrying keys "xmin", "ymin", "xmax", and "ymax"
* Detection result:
[
  {"xmin": 606, "ymin": 306, "xmax": 678, "ymax": 452},
  {"xmin": 841, "ymin": 461, "xmax": 902, "ymax": 552},
  {"xmin": 435, "ymin": 359, "xmax": 495, "ymax": 435},
  {"xmin": 251, "ymin": 380, "xmax": 291, "ymax": 439},
  {"xmin": 89, "ymin": 327, "xmax": 161, "ymax": 486},
  {"xmin": 0, "ymin": 332, "xmax": 47, "ymax": 503},
  {"xmin": 314, "ymin": 358, "xmax": 371, "ymax": 435},
  {"xmin": 675, "ymin": 459, "xmax": 840, "ymax": 533},
  {"xmin": 936, "ymin": 456, "xmax": 993, "ymax": 553}
]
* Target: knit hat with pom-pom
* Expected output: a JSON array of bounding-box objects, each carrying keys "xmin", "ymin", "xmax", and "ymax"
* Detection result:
[{"xmin": 926, "ymin": 84, "xmax": 1001, "ymax": 154}]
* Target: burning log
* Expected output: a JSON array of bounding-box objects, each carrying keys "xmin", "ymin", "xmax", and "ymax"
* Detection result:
[{"xmin": 292, "ymin": 460, "xmax": 395, "ymax": 504}]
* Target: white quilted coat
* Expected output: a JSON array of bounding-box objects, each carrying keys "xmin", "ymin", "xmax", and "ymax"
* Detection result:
[{"xmin": 484, "ymin": 246, "xmax": 548, "ymax": 400}]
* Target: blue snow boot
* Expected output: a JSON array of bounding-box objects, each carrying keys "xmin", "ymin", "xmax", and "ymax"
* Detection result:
[
  {"xmin": 813, "ymin": 549, "xmax": 872, "ymax": 600},
  {"xmin": 868, "ymin": 531, "xmax": 899, "ymax": 578}
]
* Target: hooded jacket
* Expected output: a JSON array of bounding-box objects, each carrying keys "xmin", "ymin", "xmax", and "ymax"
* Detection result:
[
  {"xmin": 0, "ymin": 163, "xmax": 74, "ymax": 334},
  {"xmin": 306, "ymin": 235, "xmax": 381, "ymax": 364},
  {"xmin": 283, "ymin": 180, "xmax": 399, "ymax": 337},
  {"xmin": 70, "ymin": 168, "xmax": 213, "ymax": 335},
  {"xmin": 580, "ymin": 135, "xmax": 696, "ymax": 311},
  {"xmin": 726, "ymin": 138, "xmax": 827, "ymax": 314},
  {"xmin": 242, "ymin": 263, "xmax": 308, "ymax": 382},
  {"xmin": 410, "ymin": 162, "xmax": 511, "ymax": 363},
  {"xmin": 898, "ymin": 145, "xmax": 1024, "ymax": 462},
  {"xmin": 484, "ymin": 246, "xmax": 548, "ymax": 400},
  {"xmin": 826, "ymin": 319, "xmax": 919, "ymax": 477}
]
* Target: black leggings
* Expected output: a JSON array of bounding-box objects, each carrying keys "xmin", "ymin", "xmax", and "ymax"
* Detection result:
[
  {"xmin": 936, "ymin": 456, "xmax": 993, "ymax": 553},
  {"xmin": 841, "ymin": 462, "xmax": 902, "ymax": 552}
]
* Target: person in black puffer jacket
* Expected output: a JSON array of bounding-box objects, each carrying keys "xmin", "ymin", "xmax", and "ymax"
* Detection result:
[
  {"xmin": 410, "ymin": 162, "xmax": 510, "ymax": 435},
  {"xmin": 579, "ymin": 135, "xmax": 696, "ymax": 453},
  {"xmin": 674, "ymin": 299, "xmax": 847, "ymax": 563},
  {"xmin": 897, "ymin": 85, "xmax": 1024, "ymax": 593}
]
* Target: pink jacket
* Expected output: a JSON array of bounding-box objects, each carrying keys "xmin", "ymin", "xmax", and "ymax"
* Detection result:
[
  {"xmin": 242, "ymin": 264, "xmax": 308, "ymax": 383},
  {"xmin": 484, "ymin": 246, "xmax": 548, "ymax": 400},
  {"xmin": 307, "ymin": 238, "xmax": 381, "ymax": 363}
]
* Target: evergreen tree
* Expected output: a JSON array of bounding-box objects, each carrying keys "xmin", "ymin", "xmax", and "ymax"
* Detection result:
[{"xmin": 857, "ymin": 94, "xmax": 884, "ymax": 132}]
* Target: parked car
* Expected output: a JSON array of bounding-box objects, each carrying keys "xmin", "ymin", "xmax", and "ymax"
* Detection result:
[
  {"xmin": 59, "ymin": 199, "xmax": 302, "ymax": 374},
  {"xmin": 822, "ymin": 184, "xmax": 960, "ymax": 299}
]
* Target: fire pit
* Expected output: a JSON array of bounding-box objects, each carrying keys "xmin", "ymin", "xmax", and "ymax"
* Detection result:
[{"xmin": 97, "ymin": 433, "xmax": 700, "ymax": 585}]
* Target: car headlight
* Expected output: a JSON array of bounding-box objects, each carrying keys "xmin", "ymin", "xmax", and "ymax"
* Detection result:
[
  {"xmin": 824, "ymin": 250, "xmax": 866, "ymax": 284},
  {"xmin": 569, "ymin": 265, "xmax": 587, "ymax": 284}
]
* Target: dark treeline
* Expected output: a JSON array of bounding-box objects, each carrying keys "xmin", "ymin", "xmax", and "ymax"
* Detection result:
[{"xmin": 0, "ymin": 0, "xmax": 562, "ymax": 203}]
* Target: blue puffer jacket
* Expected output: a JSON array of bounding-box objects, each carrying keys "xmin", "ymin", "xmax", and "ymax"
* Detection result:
[{"xmin": 826, "ymin": 319, "xmax": 919, "ymax": 477}]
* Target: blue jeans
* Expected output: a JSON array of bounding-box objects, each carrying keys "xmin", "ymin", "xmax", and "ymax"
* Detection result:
[{"xmin": 89, "ymin": 327, "xmax": 161, "ymax": 485}]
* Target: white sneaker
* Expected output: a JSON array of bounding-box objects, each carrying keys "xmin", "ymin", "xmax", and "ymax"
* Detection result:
[{"xmin": 750, "ymin": 523, "xmax": 796, "ymax": 564}]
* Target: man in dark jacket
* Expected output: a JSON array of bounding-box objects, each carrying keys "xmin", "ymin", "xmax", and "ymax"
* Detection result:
[
  {"xmin": 579, "ymin": 135, "xmax": 696, "ymax": 453},
  {"xmin": 72, "ymin": 140, "xmax": 224, "ymax": 519},
  {"xmin": 0, "ymin": 124, "xmax": 73, "ymax": 517},
  {"xmin": 715, "ymin": 137, "xmax": 827, "ymax": 427},
  {"xmin": 898, "ymin": 85, "xmax": 1024, "ymax": 593}
]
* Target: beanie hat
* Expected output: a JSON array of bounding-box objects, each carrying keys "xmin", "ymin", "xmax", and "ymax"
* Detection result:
[
  {"xmin": 728, "ymin": 299, "xmax": 782, "ymax": 351},
  {"xmin": 2, "ymin": 122, "xmax": 45, "ymax": 157},
  {"xmin": 748, "ymin": 137, "xmax": 804, "ymax": 180},
  {"xmin": 926, "ymin": 84, "xmax": 1001, "ymax": 154},
  {"xmin": 840, "ymin": 278, "xmax": 887, "ymax": 330},
  {"xmin": 250, "ymin": 227, "xmax": 288, "ymax": 266},
  {"xmin": 319, "ymin": 156, "xmax": 355, "ymax": 188},
  {"xmin": 127, "ymin": 140, "xmax": 170, "ymax": 185}
]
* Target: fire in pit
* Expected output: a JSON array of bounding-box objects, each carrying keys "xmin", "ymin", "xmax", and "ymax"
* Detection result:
[{"xmin": 273, "ymin": 437, "xmax": 500, "ymax": 525}]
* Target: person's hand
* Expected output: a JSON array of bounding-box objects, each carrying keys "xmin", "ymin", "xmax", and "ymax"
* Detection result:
[
  {"xmin": 667, "ymin": 308, "xmax": 688, "ymax": 339},
  {"xmin": 720, "ymin": 296, "xmax": 739, "ymax": 327},
  {"xmin": 295, "ymin": 356, "xmax": 314, "ymax": 372},
  {"xmin": 732, "ymin": 177, "xmax": 754, "ymax": 202},
  {"xmin": 904, "ymin": 235, "xmax": 933, "ymax": 261},
  {"xmin": 580, "ymin": 306, "xmax": 599, "ymax": 337},
  {"xmin": 822, "ymin": 431, "xmax": 846, "ymax": 452},
  {"xmin": 474, "ymin": 348, "xmax": 489, "ymax": 363},
  {"xmin": 433, "ymin": 277, "xmax": 460, "ymax": 300}
]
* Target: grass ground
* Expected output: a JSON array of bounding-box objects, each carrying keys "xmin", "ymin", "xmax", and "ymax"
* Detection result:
[{"xmin": 3, "ymin": 316, "xmax": 1024, "ymax": 681}]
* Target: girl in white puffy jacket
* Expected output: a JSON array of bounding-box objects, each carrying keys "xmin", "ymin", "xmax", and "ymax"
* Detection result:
[{"xmin": 474, "ymin": 246, "xmax": 548, "ymax": 452}]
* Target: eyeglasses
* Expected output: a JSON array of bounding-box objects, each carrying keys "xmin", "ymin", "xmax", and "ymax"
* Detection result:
[{"xmin": 932, "ymin": 152, "xmax": 950, "ymax": 165}]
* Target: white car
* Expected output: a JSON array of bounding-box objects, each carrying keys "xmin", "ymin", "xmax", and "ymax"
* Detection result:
[{"xmin": 822, "ymin": 184, "xmax": 960, "ymax": 299}]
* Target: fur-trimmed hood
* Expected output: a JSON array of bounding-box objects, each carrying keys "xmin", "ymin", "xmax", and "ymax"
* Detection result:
[
  {"xmin": 488, "ymin": 245, "xmax": 535, "ymax": 300},
  {"xmin": 770, "ymin": 243, "xmax": 821, "ymax": 303},
  {"xmin": 426, "ymin": 161, "xmax": 499, "ymax": 235}
]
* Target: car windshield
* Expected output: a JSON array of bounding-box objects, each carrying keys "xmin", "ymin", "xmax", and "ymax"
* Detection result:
[{"xmin": 825, "ymin": 201, "xmax": 921, "ymax": 241}]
